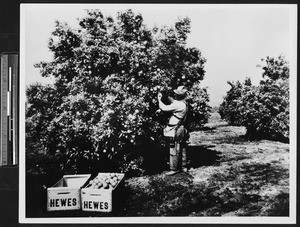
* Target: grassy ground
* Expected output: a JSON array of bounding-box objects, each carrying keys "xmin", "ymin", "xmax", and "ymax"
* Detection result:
[
  {"xmin": 26, "ymin": 112, "xmax": 290, "ymax": 217},
  {"xmin": 120, "ymin": 112, "xmax": 290, "ymax": 217}
]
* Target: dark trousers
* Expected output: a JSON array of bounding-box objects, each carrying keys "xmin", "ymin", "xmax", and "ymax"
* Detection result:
[{"xmin": 169, "ymin": 125, "xmax": 188, "ymax": 171}]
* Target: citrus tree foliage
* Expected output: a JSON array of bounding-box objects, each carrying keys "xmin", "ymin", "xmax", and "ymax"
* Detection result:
[
  {"xmin": 187, "ymin": 83, "xmax": 211, "ymax": 130},
  {"xmin": 26, "ymin": 10, "xmax": 210, "ymax": 174},
  {"xmin": 218, "ymin": 80, "xmax": 244, "ymax": 126},
  {"xmin": 219, "ymin": 56, "xmax": 289, "ymax": 141}
]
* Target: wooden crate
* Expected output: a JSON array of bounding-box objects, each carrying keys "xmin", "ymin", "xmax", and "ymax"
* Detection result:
[
  {"xmin": 47, "ymin": 174, "xmax": 91, "ymax": 211},
  {"xmin": 81, "ymin": 172, "xmax": 125, "ymax": 212}
]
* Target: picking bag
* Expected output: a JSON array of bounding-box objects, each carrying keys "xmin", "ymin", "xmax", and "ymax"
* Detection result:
[{"xmin": 163, "ymin": 125, "xmax": 177, "ymax": 138}]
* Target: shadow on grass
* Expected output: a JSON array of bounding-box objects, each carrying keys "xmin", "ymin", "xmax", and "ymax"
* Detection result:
[
  {"xmin": 239, "ymin": 162, "xmax": 289, "ymax": 185},
  {"xmin": 187, "ymin": 145, "xmax": 222, "ymax": 168},
  {"xmin": 26, "ymin": 174, "xmax": 50, "ymax": 218},
  {"xmin": 141, "ymin": 144, "xmax": 222, "ymax": 175}
]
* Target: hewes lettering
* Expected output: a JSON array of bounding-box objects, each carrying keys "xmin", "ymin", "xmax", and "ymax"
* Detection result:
[
  {"xmin": 49, "ymin": 198, "xmax": 77, "ymax": 207},
  {"xmin": 83, "ymin": 201, "xmax": 109, "ymax": 210}
]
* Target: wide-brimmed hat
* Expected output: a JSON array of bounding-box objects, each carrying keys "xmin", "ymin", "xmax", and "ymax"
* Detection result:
[{"xmin": 173, "ymin": 86, "xmax": 187, "ymax": 97}]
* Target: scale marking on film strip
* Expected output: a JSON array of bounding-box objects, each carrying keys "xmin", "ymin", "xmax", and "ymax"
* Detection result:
[{"xmin": 0, "ymin": 53, "xmax": 19, "ymax": 166}]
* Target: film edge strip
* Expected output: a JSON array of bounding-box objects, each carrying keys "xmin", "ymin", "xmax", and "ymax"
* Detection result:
[{"xmin": 0, "ymin": 53, "xmax": 19, "ymax": 166}]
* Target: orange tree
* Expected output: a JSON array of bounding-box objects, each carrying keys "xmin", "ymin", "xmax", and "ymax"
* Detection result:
[
  {"xmin": 219, "ymin": 56, "xmax": 289, "ymax": 141},
  {"xmin": 218, "ymin": 80, "xmax": 244, "ymax": 126},
  {"xmin": 26, "ymin": 10, "xmax": 210, "ymax": 175}
]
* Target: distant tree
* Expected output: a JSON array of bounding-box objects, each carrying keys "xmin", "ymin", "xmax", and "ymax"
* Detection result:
[
  {"xmin": 219, "ymin": 80, "xmax": 244, "ymax": 125},
  {"xmin": 219, "ymin": 55, "xmax": 289, "ymax": 141},
  {"xmin": 26, "ymin": 9, "xmax": 211, "ymax": 174}
]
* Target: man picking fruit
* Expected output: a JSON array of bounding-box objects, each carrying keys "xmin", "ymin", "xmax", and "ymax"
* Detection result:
[{"xmin": 157, "ymin": 86, "xmax": 189, "ymax": 176}]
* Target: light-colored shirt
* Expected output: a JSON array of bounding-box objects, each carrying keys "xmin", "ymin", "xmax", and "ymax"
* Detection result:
[{"xmin": 159, "ymin": 99, "xmax": 187, "ymax": 125}]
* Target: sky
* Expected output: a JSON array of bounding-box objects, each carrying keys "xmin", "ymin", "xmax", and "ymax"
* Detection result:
[{"xmin": 21, "ymin": 4, "xmax": 297, "ymax": 106}]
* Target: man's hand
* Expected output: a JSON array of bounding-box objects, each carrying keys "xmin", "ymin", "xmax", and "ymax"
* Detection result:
[
  {"xmin": 156, "ymin": 109, "xmax": 162, "ymax": 114},
  {"xmin": 157, "ymin": 92, "xmax": 163, "ymax": 100}
]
